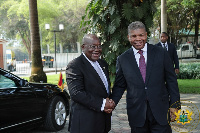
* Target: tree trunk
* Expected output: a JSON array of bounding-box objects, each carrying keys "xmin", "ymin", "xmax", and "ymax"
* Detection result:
[
  {"xmin": 161, "ymin": 0, "xmax": 167, "ymax": 33},
  {"xmin": 194, "ymin": 11, "xmax": 200, "ymax": 45},
  {"xmin": 29, "ymin": 0, "xmax": 47, "ymax": 83}
]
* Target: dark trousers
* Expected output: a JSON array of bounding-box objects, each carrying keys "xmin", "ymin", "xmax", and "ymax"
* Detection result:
[{"xmin": 131, "ymin": 102, "xmax": 172, "ymax": 133}]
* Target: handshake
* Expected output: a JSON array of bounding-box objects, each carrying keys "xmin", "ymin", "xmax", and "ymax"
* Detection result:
[{"xmin": 104, "ymin": 98, "xmax": 116, "ymax": 114}]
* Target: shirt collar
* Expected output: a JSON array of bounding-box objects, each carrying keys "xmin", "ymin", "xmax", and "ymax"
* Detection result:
[
  {"xmin": 132, "ymin": 43, "xmax": 147, "ymax": 55},
  {"xmin": 82, "ymin": 52, "xmax": 97, "ymax": 65},
  {"xmin": 162, "ymin": 42, "xmax": 167, "ymax": 45}
]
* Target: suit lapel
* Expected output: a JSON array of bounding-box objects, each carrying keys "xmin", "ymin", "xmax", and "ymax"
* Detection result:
[
  {"xmin": 157, "ymin": 42, "xmax": 162, "ymax": 47},
  {"xmin": 126, "ymin": 48, "xmax": 144, "ymax": 82},
  {"xmin": 81, "ymin": 55, "xmax": 108, "ymax": 92},
  {"xmin": 145, "ymin": 44, "xmax": 155, "ymax": 85},
  {"xmin": 167, "ymin": 43, "xmax": 172, "ymax": 54}
]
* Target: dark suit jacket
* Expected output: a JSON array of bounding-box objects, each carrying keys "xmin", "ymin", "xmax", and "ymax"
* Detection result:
[
  {"xmin": 156, "ymin": 42, "xmax": 179, "ymax": 69},
  {"xmin": 111, "ymin": 43, "xmax": 180, "ymax": 128},
  {"xmin": 66, "ymin": 54, "xmax": 111, "ymax": 133}
]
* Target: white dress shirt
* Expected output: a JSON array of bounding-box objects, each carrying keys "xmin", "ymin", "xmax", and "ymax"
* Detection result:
[
  {"xmin": 162, "ymin": 42, "xmax": 168, "ymax": 51},
  {"xmin": 132, "ymin": 43, "xmax": 147, "ymax": 67}
]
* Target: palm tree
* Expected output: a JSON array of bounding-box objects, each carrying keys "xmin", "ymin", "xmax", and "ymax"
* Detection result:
[{"xmin": 29, "ymin": 0, "xmax": 47, "ymax": 83}]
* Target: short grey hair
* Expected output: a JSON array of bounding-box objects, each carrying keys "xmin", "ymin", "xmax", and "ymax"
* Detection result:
[{"xmin": 128, "ymin": 21, "xmax": 146, "ymax": 34}]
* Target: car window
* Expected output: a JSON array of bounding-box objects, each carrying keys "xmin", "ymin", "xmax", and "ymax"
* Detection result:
[
  {"xmin": 0, "ymin": 75, "xmax": 16, "ymax": 88},
  {"xmin": 182, "ymin": 45, "xmax": 189, "ymax": 51}
]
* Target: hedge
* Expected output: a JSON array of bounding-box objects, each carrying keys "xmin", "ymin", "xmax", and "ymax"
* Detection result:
[{"xmin": 177, "ymin": 62, "xmax": 200, "ymax": 79}]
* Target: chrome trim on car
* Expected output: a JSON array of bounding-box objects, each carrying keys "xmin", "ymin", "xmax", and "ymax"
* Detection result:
[{"xmin": 0, "ymin": 117, "xmax": 42, "ymax": 130}]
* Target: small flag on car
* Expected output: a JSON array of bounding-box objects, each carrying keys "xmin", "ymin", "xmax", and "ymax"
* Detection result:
[{"xmin": 57, "ymin": 72, "xmax": 65, "ymax": 92}]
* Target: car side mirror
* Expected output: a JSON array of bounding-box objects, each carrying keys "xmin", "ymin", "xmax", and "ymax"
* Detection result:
[{"xmin": 20, "ymin": 79, "xmax": 28, "ymax": 86}]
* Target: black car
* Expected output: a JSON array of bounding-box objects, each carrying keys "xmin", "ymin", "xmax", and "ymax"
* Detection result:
[{"xmin": 0, "ymin": 67, "xmax": 70, "ymax": 132}]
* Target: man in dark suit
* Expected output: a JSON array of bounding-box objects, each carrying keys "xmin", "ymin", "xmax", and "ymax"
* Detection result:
[
  {"xmin": 111, "ymin": 21, "xmax": 181, "ymax": 133},
  {"xmin": 66, "ymin": 34, "xmax": 114, "ymax": 133},
  {"xmin": 156, "ymin": 32, "xmax": 179, "ymax": 74}
]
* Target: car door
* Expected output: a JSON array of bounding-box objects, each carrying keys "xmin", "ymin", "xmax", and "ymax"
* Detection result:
[
  {"xmin": 0, "ymin": 74, "xmax": 40, "ymax": 131},
  {"xmin": 181, "ymin": 45, "xmax": 190, "ymax": 58}
]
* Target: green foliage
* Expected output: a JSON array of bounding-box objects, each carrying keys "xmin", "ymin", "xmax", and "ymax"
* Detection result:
[
  {"xmin": 0, "ymin": 0, "xmax": 88, "ymax": 58},
  {"xmin": 153, "ymin": 0, "xmax": 200, "ymax": 45},
  {"xmin": 81, "ymin": 0, "xmax": 157, "ymax": 81},
  {"xmin": 177, "ymin": 63, "xmax": 200, "ymax": 79},
  {"xmin": 181, "ymin": 0, "xmax": 200, "ymax": 8}
]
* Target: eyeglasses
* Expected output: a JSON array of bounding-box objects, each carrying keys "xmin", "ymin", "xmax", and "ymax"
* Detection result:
[{"xmin": 87, "ymin": 45, "xmax": 102, "ymax": 50}]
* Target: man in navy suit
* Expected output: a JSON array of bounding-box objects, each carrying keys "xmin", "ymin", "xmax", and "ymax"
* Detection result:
[
  {"xmin": 156, "ymin": 32, "xmax": 179, "ymax": 74},
  {"xmin": 111, "ymin": 21, "xmax": 180, "ymax": 133},
  {"xmin": 66, "ymin": 34, "xmax": 115, "ymax": 133}
]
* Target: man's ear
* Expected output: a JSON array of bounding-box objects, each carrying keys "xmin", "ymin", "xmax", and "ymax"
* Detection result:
[
  {"xmin": 127, "ymin": 35, "xmax": 130, "ymax": 41},
  {"xmin": 145, "ymin": 32, "xmax": 147, "ymax": 37},
  {"xmin": 81, "ymin": 44, "xmax": 85, "ymax": 51}
]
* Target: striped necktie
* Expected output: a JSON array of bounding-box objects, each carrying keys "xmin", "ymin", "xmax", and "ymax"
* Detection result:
[{"xmin": 163, "ymin": 43, "xmax": 167, "ymax": 50}]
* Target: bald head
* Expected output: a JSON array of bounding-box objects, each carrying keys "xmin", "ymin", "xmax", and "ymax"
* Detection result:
[
  {"xmin": 82, "ymin": 34, "xmax": 100, "ymax": 45},
  {"xmin": 81, "ymin": 34, "xmax": 102, "ymax": 62}
]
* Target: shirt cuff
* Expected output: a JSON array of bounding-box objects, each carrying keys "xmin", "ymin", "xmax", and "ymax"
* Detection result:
[{"xmin": 101, "ymin": 98, "xmax": 106, "ymax": 111}]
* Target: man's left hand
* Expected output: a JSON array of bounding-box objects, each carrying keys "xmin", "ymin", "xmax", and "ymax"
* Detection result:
[{"xmin": 175, "ymin": 69, "xmax": 179, "ymax": 74}]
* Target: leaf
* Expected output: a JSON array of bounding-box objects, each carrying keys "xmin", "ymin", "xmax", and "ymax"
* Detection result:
[
  {"xmin": 122, "ymin": 3, "xmax": 133, "ymax": 21},
  {"xmin": 132, "ymin": 7, "xmax": 143, "ymax": 19},
  {"xmin": 108, "ymin": 24, "xmax": 116, "ymax": 34},
  {"xmin": 109, "ymin": 5, "xmax": 115, "ymax": 15},
  {"xmin": 102, "ymin": 0, "xmax": 109, "ymax": 7},
  {"xmin": 110, "ymin": 15, "xmax": 121, "ymax": 28}
]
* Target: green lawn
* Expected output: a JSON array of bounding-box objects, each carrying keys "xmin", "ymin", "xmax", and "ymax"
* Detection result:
[
  {"xmin": 22, "ymin": 74, "xmax": 66, "ymax": 85},
  {"xmin": 178, "ymin": 79, "xmax": 200, "ymax": 94},
  {"xmin": 22, "ymin": 75, "xmax": 200, "ymax": 94}
]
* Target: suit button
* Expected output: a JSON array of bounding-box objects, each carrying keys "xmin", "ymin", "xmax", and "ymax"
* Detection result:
[{"xmin": 145, "ymin": 87, "xmax": 147, "ymax": 89}]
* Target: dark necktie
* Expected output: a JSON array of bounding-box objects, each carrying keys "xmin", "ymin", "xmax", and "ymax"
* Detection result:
[
  {"xmin": 163, "ymin": 43, "xmax": 167, "ymax": 50},
  {"xmin": 138, "ymin": 50, "xmax": 146, "ymax": 82}
]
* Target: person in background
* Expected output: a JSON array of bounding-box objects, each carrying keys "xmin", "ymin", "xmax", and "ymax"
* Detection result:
[
  {"xmin": 66, "ymin": 34, "xmax": 115, "ymax": 133},
  {"xmin": 111, "ymin": 21, "xmax": 181, "ymax": 133},
  {"xmin": 156, "ymin": 32, "xmax": 179, "ymax": 74}
]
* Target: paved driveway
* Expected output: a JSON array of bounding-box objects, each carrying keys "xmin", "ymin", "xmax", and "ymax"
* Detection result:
[{"xmin": 32, "ymin": 93, "xmax": 200, "ymax": 133}]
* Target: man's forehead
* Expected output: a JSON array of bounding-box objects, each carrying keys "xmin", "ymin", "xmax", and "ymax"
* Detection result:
[
  {"xmin": 129, "ymin": 31, "xmax": 146, "ymax": 35},
  {"xmin": 161, "ymin": 33, "xmax": 167, "ymax": 37}
]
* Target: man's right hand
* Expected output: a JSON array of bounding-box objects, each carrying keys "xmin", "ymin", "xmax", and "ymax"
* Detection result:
[
  {"xmin": 104, "ymin": 98, "xmax": 115, "ymax": 113},
  {"xmin": 170, "ymin": 108, "xmax": 178, "ymax": 122}
]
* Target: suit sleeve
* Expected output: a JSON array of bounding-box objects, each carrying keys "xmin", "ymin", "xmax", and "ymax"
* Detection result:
[
  {"xmin": 164, "ymin": 50, "xmax": 181, "ymax": 109},
  {"xmin": 66, "ymin": 62, "xmax": 103, "ymax": 112},
  {"xmin": 111, "ymin": 57, "xmax": 126, "ymax": 105},
  {"xmin": 172, "ymin": 44, "xmax": 179, "ymax": 69}
]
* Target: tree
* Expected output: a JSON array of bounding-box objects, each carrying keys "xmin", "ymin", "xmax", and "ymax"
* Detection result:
[
  {"xmin": 29, "ymin": 0, "xmax": 47, "ymax": 83},
  {"xmin": 153, "ymin": 0, "xmax": 200, "ymax": 46},
  {"xmin": 0, "ymin": 0, "xmax": 32, "ymax": 59},
  {"xmin": 81, "ymin": 0, "xmax": 157, "ymax": 82},
  {"xmin": 0, "ymin": 0, "xmax": 88, "ymax": 57},
  {"xmin": 181, "ymin": 0, "xmax": 200, "ymax": 48},
  {"xmin": 167, "ymin": 0, "xmax": 194, "ymax": 44},
  {"xmin": 42, "ymin": 0, "xmax": 88, "ymax": 54}
]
